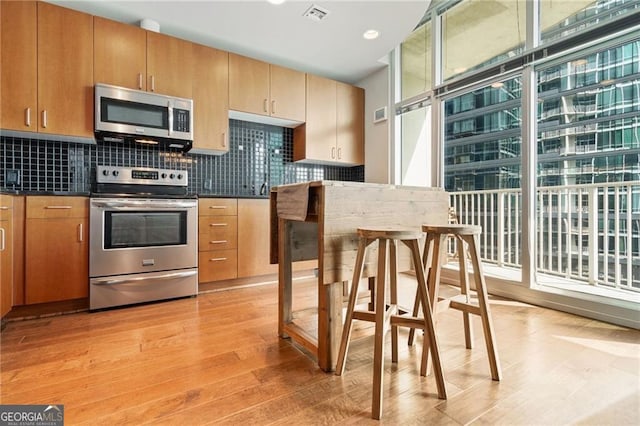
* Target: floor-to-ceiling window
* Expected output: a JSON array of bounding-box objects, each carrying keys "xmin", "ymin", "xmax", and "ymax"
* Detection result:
[{"xmin": 395, "ymin": 0, "xmax": 640, "ymax": 327}]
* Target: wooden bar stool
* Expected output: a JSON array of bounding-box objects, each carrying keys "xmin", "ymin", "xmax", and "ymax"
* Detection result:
[
  {"xmin": 335, "ymin": 227, "xmax": 447, "ymax": 420},
  {"xmin": 409, "ymin": 224, "xmax": 502, "ymax": 381}
]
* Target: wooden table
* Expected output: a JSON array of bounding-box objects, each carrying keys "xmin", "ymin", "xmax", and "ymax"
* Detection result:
[{"xmin": 270, "ymin": 181, "xmax": 449, "ymax": 372}]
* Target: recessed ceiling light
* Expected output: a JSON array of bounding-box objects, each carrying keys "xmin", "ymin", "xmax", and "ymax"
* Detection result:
[
  {"xmin": 363, "ymin": 29, "xmax": 379, "ymax": 40},
  {"xmin": 267, "ymin": 0, "xmax": 286, "ymax": 5},
  {"xmin": 453, "ymin": 67, "xmax": 467, "ymax": 74}
]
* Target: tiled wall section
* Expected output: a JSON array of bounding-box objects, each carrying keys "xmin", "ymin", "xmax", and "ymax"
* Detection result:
[{"xmin": 0, "ymin": 120, "xmax": 364, "ymax": 196}]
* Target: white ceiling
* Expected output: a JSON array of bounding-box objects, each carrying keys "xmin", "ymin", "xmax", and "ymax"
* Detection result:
[{"xmin": 50, "ymin": 0, "xmax": 431, "ymax": 85}]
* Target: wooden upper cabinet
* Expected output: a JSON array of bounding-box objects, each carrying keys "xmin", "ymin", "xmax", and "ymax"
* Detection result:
[
  {"xmin": 1, "ymin": 1, "xmax": 38, "ymax": 132},
  {"xmin": 295, "ymin": 74, "xmax": 336, "ymax": 163},
  {"xmin": 94, "ymin": 16, "xmax": 147, "ymax": 90},
  {"xmin": 192, "ymin": 43, "xmax": 229, "ymax": 153},
  {"xmin": 336, "ymin": 82, "xmax": 364, "ymax": 165},
  {"xmin": 147, "ymin": 31, "xmax": 193, "ymax": 99},
  {"xmin": 229, "ymin": 53, "xmax": 270, "ymax": 116},
  {"xmin": 270, "ymin": 64, "xmax": 306, "ymax": 122},
  {"xmin": 37, "ymin": 2, "xmax": 94, "ymax": 138},
  {"xmin": 229, "ymin": 53, "xmax": 305, "ymax": 122}
]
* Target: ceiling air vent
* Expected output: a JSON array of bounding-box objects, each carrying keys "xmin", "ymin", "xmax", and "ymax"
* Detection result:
[{"xmin": 303, "ymin": 4, "xmax": 330, "ymax": 22}]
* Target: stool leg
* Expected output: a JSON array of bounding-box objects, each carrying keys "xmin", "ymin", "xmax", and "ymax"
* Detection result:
[
  {"xmin": 390, "ymin": 239, "xmax": 399, "ymax": 364},
  {"xmin": 463, "ymin": 234, "xmax": 502, "ymax": 381},
  {"xmin": 335, "ymin": 236, "xmax": 370, "ymax": 376},
  {"xmin": 408, "ymin": 233, "xmax": 435, "ymax": 346},
  {"xmin": 421, "ymin": 233, "xmax": 447, "ymax": 377},
  {"xmin": 372, "ymin": 238, "xmax": 389, "ymax": 420},
  {"xmin": 407, "ymin": 239, "xmax": 447, "ymax": 399},
  {"xmin": 457, "ymin": 236, "xmax": 474, "ymax": 349}
]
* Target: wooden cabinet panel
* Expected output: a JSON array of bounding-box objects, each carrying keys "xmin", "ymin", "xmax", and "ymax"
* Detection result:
[
  {"xmin": 270, "ymin": 64, "xmax": 306, "ymax": 122},
  {"xmin": 147, "ymin": 31, "xmax": 193, "ymax": 99},
  {"xmin": 337, "ymin": 82, "xmax": 364, "ymax": 165},
  {"xmin": 198, "ymin": 249, "xmax": 237, "ymax": 282},
  {"xmin": 237, "ymin": 199, "xmax": 278, "ymax": 278},
  {"xmin": 192, "ymin": 43, "xmax": 229, "ymax": 152},
  {"xmin": 295, "ymin": 74, "xmax": 336, "ymax": 162},
  {"xmin": 198, "ymin": 216, "xmax": 237, "ymax": 251},
  {"xmin": 94, "ymin": 16, "xmax": 147, "ymax": 90},
  {"xmin": 198, "ymin": 198, "xmax": 237, "ymax": 216},
  {"xmin": 1, "ymin": 195, "xmax": 14, "ymax": 317},
  {"xmin": 37, "ymin": 2, "xmax": 93, "ymax": 138},
  {"xmin": 1, "ymin": 1, "xmax": 38, "ymax": 132},
  {"xmin": 229, "ymin": 53, "xmax": 270, "ymax": 116},
  {"xmin": 25, "ymin": 196, "xmax": 88, "ymax": 304}
]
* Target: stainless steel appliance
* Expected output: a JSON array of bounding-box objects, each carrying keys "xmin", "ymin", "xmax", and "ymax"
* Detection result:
[
  {"xmin": 89, "ymin": 165, "xmax": 198, "ymax": 310},
  {"xmin": 95, "ymin": 83, "xmax": 193, "ymax": 151}
]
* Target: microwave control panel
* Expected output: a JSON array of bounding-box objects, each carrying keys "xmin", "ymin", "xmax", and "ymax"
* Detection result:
[{"xmin": 173, "ymin": 109, "xmax": 190, "ymax": 132}]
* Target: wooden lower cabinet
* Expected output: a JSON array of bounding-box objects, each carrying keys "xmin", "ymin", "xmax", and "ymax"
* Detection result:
[
  {"xmin": 198, "ymin": 198, "xmax": 238, "ymax": 283},
  {"xmin": 25, "ymin": 196, "xmax": 88, "ymax": 304},
  {"xmin": 238, "ymin": 199, "xmax": 277, "ymax": 278},
  {"xmin": 1, "ymin": 195, "xmax": 14, "ymax": 317}
]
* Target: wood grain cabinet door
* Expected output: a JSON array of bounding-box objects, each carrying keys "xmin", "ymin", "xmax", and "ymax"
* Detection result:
[
  {"xmin": 147, "ymin": 31, "xmax": 193, "ymax": 98},
  {"xmin": 269, "ymin": 64, "xmax": 306, "ymax": 122},
  {"xmin": 336, "ymin": 82, "xmax": 364, "ymax": 165},
  {"xmin": 37, "ymin": 2, "xmax": 94, "ymax": 138},
  {"xmin": 94, "ymin": 16, "xmax": 147, "ymax": 90},
  {"xmin": 237, "ymin": 199, "xmax": 277, "ymax": 278},
  {"xmin": 1, "ymin": 0, "xmax": 38, "ymax": 132},
  {"xmin": 229, "ymin": 53, "xmax": 270, "ymax": 116},
  {"xmin": 192, "ymin": 43, "xmax": 229, "ymax": 152},
  {"xmin": 0, "ymin": 196, "xmax": 14, "ymax": 317}
]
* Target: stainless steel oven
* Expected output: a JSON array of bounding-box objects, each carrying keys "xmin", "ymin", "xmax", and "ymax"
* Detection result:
[{"xmin": 89, "ymin": 166, "xmax": 198, "ymax": 310}]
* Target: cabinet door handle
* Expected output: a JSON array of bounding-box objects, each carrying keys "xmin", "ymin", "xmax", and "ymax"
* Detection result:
[
  {"xmin": 0, "ymin": 228, "xmax": 5, "ymax": 251},
  {"xmin": 138, "ymin": 73, "xmax": 143, "ymax": 90},
  {"xmin": 210, "ymin": 240, "xmax": 228, "ymax": 244},
  {"xmin": 263, "ymin": 98, "xmax": 268, "ymax": 113},
  {"xmin": 337, "ymin": 147, "xmax": 342, "ymax": 159},
  {"xmin": 42, "ymin": 110, "xmax": 47, "ymax": 128},
  {"xmin": 271, "ymin": 100, "xmax": 276, "ymax": 114},
  {"xmin": 78, "ymin": 223, "xmax": 84, "ymax": 242},
  {"xmin": 222, "ymin": 132, "xmax": 227, "ymax": 148},
  {"xmin": 208, "ymin": 206, "xmax": 227, "ymax": 210},
  {"xmin": 209, "ymin": 223, "xmax": 228, "ymax": 227},
  {"xmin": 209, "ymin": 257, "xmax": 227, "ymax": 262},
  {"xmin": 45, "ymin": 205, "xmax": 72, "ymax": 209},
  {"xmin": 331, "ymin": 147, "xmax": 336, "ymax": 159},
  {"xmin": 25, "ymin": 108, "xmax": 31, "ymax": 127},
  {"xmin": 150, "ymin": 75, "xmax": 155, "ymax": 91}
]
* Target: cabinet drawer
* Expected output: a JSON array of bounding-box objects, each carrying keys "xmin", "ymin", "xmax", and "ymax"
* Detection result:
[
  {"xmin": 199, "ymin": 198, "xmax": 237, "ymax": 216},
  {"xmin": 0, "ymin": 195, "xmax": 13, "ymax": 220},
  {"xmin": 199, "ymin": 216, "xmax": 237, "ymax": 251},
  {"xmin": 199, "ymin": 249, "xmax": 237, "ymax": 282},
  {"xmin": 26, "ymin": 196, "xmax": 87, "ymax": 219}
]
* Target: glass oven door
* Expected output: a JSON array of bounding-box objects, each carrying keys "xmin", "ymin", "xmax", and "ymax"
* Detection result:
[{"xmin": 105, "ymin": 210, "xmax": 187, "ymax": 249}]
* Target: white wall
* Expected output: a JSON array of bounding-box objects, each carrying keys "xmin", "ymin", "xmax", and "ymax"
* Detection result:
[{"xmin": 357, "ymin": 66, "xmax": 390, "ymax": 184}]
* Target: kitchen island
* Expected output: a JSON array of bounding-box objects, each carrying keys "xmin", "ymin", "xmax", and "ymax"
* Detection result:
[{"xmin": 270, "ymin": 180, "xmax": 449, "ymax": 371}]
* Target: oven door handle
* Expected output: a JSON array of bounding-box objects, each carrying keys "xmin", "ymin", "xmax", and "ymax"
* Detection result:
[
  {"xmin": 91, "ymin": 200, "xmax": 197, "ymax": 209},
  {"xmin": 92, "ymin": 270, "xmax": 197, "ymax": 286}
]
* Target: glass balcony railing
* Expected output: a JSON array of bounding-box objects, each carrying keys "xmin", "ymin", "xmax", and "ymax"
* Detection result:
[{"xmin": 449, "ymin": 181, "xmax": 640, "ymax": 293}]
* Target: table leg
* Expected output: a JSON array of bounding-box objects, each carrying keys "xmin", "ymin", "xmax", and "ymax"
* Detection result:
[
  {"xmin": 278, "ymin": 219, "xmax": 292, "ymax": 338},
  {"xmin": 317, "ymin": 280, "xmax": 343, "ymax": 372}
]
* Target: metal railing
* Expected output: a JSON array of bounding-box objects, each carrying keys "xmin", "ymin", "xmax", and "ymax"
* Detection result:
[{"xmin": 449, "ymin": 181, "xmax": 640, "ymax": 293}]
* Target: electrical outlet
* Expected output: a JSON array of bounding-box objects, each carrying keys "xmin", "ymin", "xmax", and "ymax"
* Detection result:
[
  {"xmin": 203, "ymin": 179, "xmax": 212, "ymax": 190},
  {"xmin": 5, "ymin": 169, "xmax": 20, "ymax": 186}
]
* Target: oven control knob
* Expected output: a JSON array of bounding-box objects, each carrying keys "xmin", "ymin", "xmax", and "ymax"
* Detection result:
[
  {"xmin": 161, "ymin": 173, "xmax": 167, "ymax": 179},
  {"xmin": 177, "ymin": 174, "xmax": 183, "ymax": 180},
  {"xmin": 170, "ymin": 173, "xmax": 176, "ymax": 179},
  {"xmin": 102, "ymin": 169, "xmax": 109, "ymax": 176},
  {"xmin": 112, "ymin": 170, "xmax": 119, "ymax": 177}
]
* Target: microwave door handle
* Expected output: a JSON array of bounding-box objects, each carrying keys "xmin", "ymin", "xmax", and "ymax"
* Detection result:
[{"xmin": 168, "ymin": 101, "xmax": 173, "ymax": 137}]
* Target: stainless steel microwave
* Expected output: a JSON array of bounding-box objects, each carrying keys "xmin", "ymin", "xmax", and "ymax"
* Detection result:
[{"xmin": 95, "ymin": 83, "xmax": 193, "ymax": 151}]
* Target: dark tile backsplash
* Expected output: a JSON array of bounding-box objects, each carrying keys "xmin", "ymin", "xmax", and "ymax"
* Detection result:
[{"xmin": 0, "ymin": 120, "xmax": 364, "ymax": 196}]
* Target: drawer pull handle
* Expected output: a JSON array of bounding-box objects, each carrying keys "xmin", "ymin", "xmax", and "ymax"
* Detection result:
[
  {"xmin": 0, "ymin": 207, "xmax": 9, "ymax": 210},
  {"xmin": 210, "ymin": 240, "xmax": 228, "ymax": 244},
  {"xmin": 209, "ymin": 257, "xmax": 227, "ymax": 262},
  {"xmin": 45, "ymin": 206, "xmax": 72, "ymax": 209},
  {"xmin": 208, "ymin": 206, "xmax": 227, "ymax": 209},
  {"xmin": 209, "ymin": 223, "xmax": 227, "ymax": 227}
]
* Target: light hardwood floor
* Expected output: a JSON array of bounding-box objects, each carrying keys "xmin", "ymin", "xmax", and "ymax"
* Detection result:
[{"xmin": 1, "ymin": 277, "xmax": 639, "ymax": 425}]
